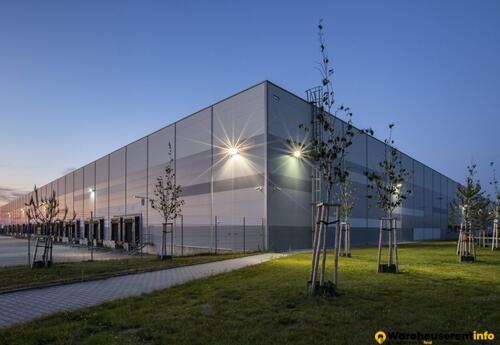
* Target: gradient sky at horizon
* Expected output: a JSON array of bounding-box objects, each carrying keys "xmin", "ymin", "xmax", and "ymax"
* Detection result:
[{"xmin": 0, "ymin": 0, "xmax": 499, "ymax": 205}]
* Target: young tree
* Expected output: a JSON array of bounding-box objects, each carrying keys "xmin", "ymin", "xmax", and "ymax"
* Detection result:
[
  {"xmin": 303, "ymin": 20, "xmax": 357, "ymax": 294},
  {"xmin": 150, "ymin": 143, "xmax": 185, "ymax": 259},
  {"xmin": 455, "ymin": 164, "xmax": 484, "ymax": 261},
  {"xmin": 24, "ymin": 186, "xmax": 65, "ymax": 267},
  {"xmin": 303, "ymin": 20, "xmax": 356, "ymax": 204},
  {"xmin": 365, "ymin": 123, "xmax": 411, "ymax": 273},
  {"xmin": 489, "ymin": 162, "xmax": 499, "ymax": 250}
]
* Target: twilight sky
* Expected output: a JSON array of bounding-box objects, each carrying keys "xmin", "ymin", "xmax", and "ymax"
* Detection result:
[{"xmin": 0, "ymin": 0, "xmax": 499, "ymax": 205}]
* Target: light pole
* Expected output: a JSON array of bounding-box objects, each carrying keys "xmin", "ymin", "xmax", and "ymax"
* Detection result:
[
  {"xmin": 22, "ymin": 208, "xmax": 31, "ymax": 266},
  {"xmin": 89, "ymin": 189, "xmax": 95, "ymax": 262},
  {"xmin": 133, "ymin": 195, "xmax": 148, "ymax": 258}
]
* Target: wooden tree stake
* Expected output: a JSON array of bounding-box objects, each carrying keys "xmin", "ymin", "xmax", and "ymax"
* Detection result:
[{"xmin": 377, "ymin": 217, "xmax": 398, "ymax": 273}]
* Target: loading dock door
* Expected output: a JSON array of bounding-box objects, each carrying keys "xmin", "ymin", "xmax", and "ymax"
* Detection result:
[
  {"xmin": 124, "ymin": 221, "xmax": 133, "ymax": 243},
  {"xmin": 111, "ymin": 217, "xmax": 123, "ymax": 245},
  {"xmin": 123, "ymin": 216, "xmax": 141, "ymax": 248}
]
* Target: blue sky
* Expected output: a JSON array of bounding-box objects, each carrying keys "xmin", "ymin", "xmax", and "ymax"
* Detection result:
[{"xmin": 0, "ymin": 0, "xmax": 499, "ymax": 204}]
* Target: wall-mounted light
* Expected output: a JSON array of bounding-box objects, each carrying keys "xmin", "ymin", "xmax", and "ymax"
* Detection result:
[
  {"xmin": 292, "ymin": 149, "xmax": 302, "ymax": 158},
  {"xmin": 89, "ymin": 188, "xmax": 95, "ymax": 197},
  {"xmin": 133, "ymin": 195, "xmax": 148, "ymax": 206},
  {"xmin": 228, "ymin": 147, "xmax": 239, "ymax": 157}
]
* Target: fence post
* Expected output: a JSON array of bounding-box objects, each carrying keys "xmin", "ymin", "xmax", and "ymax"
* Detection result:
[
  {"xmin": 181, "ymin": 215, "xmax": 184, "ymax": 257},
  {"xmin": 214, "ymin": 216, "xmax": 218, "ymax": 255},
  {"xmin": 243, "ymin": 216, "xmax": 246, "ymax": 253},
  {"xmin": 170, "ymin": 222, "xmax": 174, "ymax": 257},
  {"xmin": 27, "ymin": 223, "xmax": 31, "ymax": 267},
  {"xmin": 261, "ymin": 217, "xmax": 265, "ymax": 252},
  {"xmin": 162, "ymin": 223, "xmax": 166, "ymax": 258}
]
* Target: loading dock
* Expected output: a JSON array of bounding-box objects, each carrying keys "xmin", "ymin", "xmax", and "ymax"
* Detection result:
[
  {"xmin": 123, "ymin": 215, "xmax": 141, "ymax": 250},
  {"xmin": 92, "ymin": 218, "xmax": 105, "ymax": 246},
  {"xmin": 67, "ymin": 219, "xmax": 80, "ymax": 243},
  {"xmin": 111, "ymin": 217, "xmax": 123, "ymax": 247}
]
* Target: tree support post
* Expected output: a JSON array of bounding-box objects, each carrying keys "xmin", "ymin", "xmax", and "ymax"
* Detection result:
[
  {"xmin": 243, "ymin": 216, "xmax": 246, "ymax": 253},
  {"xmin": 492, "ymin": 219, "xmax": 499, "ymax": 251},
  {"xmin": 308, "ymin": 203, "xmax": 339, "ymax": 296},
  {"xmin": 457, "ymin": 220, "xmax": 475, "ymax": 262},
  {"xmin": 160, "ymin": 222, "xmax": 174, "ymax": 260},
  {"xmin": 377, "ymin": 217, "xmax": 398, "ymax": 273},
  {"xmin": 339, "ymin": 221, "xmax": 351, "ymax": 257}
]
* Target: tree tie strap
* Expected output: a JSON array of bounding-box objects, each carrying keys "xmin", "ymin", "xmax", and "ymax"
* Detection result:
[{"xmin": 316, "ymin": 220, "xmax": 339, "ymax": 225}]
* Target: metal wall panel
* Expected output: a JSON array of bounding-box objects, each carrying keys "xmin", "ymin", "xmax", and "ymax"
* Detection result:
[
  {"xmin": 83, "ymin": 162, "xmax": 96, "ymax": 220},
  {"xmin": 424, "ymin": 166, "xmax": 433, "ymax": 228},
  {"xmin": 440, "ymin": 174, "xmax": 448, "ymax": 234},
  {"xmin": 267, "ymin": 83, "xmax": 312, "ymax": 250},
  {"xmin": 147, "ymin": 125, "xmax": 175, "ymax": 237},
  {"xmin": 399, "ymin": 153, "xmax": 415, "ymax": 240},
  {"xmin": 65, "ymin": 172, "xmax": 74, "ymax": 216},
  {"xmin": 213, "ymin": 83, "xmax": 266, "ymax": 228},
  {"xmin": 73, "ymin": 168, "xmax": 84, "ymax": 223},
  {"xmin": 345, "ymin": 129, "xmax": 368, "ymax": 229},
  {"xmin": 95, "ymin": 156, "xmax": 109, "ymax": 220},
  {"xmin": 432, "ymin": 170, "xmax": 441, "ymax": 229},
  {"xmin": 413, "ymin": 161, "xmax": 425, "ymax": 228},
  {"xmin": 366, "ymin": 135, "xmax": 387, "ymax": 222},
  {"xmin": 176, "ymin": 108, "xmax": 213, "ymax": 251},
  {"xmin": 109, "ymin": 148, "xmax": 126, "ymax": 217},
  {"xmin": 126, "ymin": 138, "xmax": 147, "ymax": 217},
  {"xmin": 57, "ymin": 177, "xmax": 66, "ymax": 209}
]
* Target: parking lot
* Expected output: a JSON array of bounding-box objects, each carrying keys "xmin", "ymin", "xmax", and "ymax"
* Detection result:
[{"xmin": 0, "ymin": 235, "xmax": 129, "ymax": 267}]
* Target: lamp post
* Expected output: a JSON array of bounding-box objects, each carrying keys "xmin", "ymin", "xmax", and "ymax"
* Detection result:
[
  {"xmin": 22, "ymin": 208, "xmax": 31, "ymax": 266},
  {"xmin": 88, "ymin": 188, "xmax": 95, "ymax": 262},
  {"xmin": 133, "ymin": 195, "xmax": 148, "ymax": 258}
]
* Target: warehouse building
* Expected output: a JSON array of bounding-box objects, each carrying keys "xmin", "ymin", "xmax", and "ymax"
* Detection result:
[{"xmin": 0, "ymin": 81, "xmax": 460, "ymax": 253}]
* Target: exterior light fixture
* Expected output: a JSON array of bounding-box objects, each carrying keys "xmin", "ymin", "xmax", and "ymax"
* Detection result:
[
  {"xmin": 228, "ymin": 147, "xmax": 239, "ymax": 157},
  {"xmin": 396, "ymin": 182, "xmax": 403, "ymax": 188},
  {"xmin": 133, "ymin": 195, "xmax": 148, "ymax": 206},
  {"xmin": 293, "ymin": 149, "xmax": 302, "ymax": 158}
]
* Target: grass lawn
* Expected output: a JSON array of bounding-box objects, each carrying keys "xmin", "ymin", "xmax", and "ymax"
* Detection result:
[
  {"xmin": 1, "ymin": 242, "xmax": 499, "ymax": 345},
  {"xmin": 0, "ymin": 252, "xmax": 249, "ymax": 293}
]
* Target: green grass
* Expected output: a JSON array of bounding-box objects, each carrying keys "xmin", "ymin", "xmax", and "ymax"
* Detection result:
[
  {"xmin": 1, "ymin": 242, "xmax": 499, "ymax": 345},
  {"xmin": 0, "ymin": 253, "xmax": 249, "ymax": 293}
]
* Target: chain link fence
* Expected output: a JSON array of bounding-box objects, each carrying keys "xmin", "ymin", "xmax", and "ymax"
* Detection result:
[{"xmin": 147, "ymin": 215, "xmax": 265, "ymax": 257}]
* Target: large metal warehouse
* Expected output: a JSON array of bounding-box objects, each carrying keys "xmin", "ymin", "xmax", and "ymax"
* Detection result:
[{"xmin": 0, "ymin": 81, "xmax": 460, "ymax": 253}]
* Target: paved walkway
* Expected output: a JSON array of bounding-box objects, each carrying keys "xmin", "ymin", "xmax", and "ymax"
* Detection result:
[{"xmin": 0, "ymin": 253, "xmax": 281, "ymax": 329}]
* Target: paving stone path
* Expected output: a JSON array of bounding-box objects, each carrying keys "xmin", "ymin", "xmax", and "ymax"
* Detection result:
[{"xmin": 0, "ymin": 253, "xmax": 281, "ymax": 329}]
